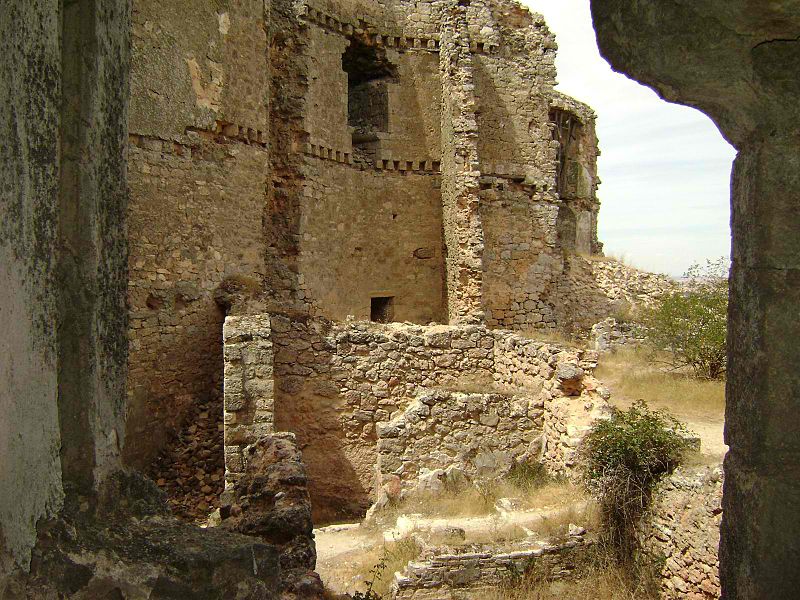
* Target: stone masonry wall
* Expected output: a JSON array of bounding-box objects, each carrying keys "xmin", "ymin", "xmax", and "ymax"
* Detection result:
[
  {"xmin": 126, "ymin": 0, "xmax": 613, "ymax": 507},
  {"xmin": 638, "ymin": 467, "xmax": 723, "ymax": 599},
  {"xmin": 391, "ymin": 536, "xmax": 591, "ymax": 599},
  {"xmin": 126, "ymin": 0, "xmax": 269, "ymax": 468},
  {"xmin": 223, "ymin": 314, "xmax": 610, "ymax": 522},
  {"xmin": 556, "ymin": 256, "xmax": 676, "ymax": 330},
  {"xmin": 493, "ymin": 335, "xmax": 610, "ymax": 475},
  {"xmin": 376, "ymin": 390, "xmax": 545, "ymax": 494}
]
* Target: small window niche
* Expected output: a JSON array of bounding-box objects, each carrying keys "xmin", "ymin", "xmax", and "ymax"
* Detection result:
[
  {"xmin": 342, "ymin": 39, "xmax": 397, "ymax": 166},
  {"xmin": 549, "ymin": 108, "xmax": 583, "ymax": 199},
  {"xmin": 370, "ymin": 296, "xmax": 395, "ymax": 323}
]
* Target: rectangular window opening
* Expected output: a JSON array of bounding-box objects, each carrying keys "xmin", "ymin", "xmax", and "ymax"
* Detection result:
[{"xmin": 370, "ymin": 296, "xmax": 395, "ymax": 323}]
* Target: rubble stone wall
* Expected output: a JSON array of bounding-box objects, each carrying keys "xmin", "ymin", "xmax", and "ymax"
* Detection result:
[
  {"xmin": 557, "ymin": 256, "xmax": 676, "ymax": 330},
  {"xmin": 376, "ymin": 391, "xmax": 545, "ymax": 493},
  {"xmin": 638, "ymin": 467, "xmax": 723, "ymax": 599},
  {"xmin": 224, "ymin": 314, "xmax": 609, "ymax": 521},
  {"xmin": 391, "ymin": 538, "xmax": 591, "ymax": 599}
]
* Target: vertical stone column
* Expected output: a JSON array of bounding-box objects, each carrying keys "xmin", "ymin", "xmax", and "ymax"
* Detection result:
[
  {"xmin": 721, "ymin": 135, "xmax": 800, "ymax": 597},
  {"xmin": 222, "ymin": 315, "xmax": 275, "ymax": 489},
  {"xmin": 439, "ymin": 1, "xmax": 484, "ymax": 324},
  {"xmin": 58, "ymin": 0, "xmax": 131, "ymax": 493},
  {"xmin": 0, "ymin": 0, "xmax": 130, "ymax": 576}
]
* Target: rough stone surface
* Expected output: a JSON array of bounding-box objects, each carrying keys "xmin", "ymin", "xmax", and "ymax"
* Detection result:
[
  {"xmin": 221, "ymin": 433, "xmax": 324, "ymax": 600},
  {"xmin": 590, "ymin": 1, "xmax": 800, "ymax": 596},
  {"xmin": 223, "ymin": 315, "xmax": 610, "ymax": 521},
  {"xmin": 2, "ymin": 472, "xmax": 283, "ymax": 599},
  {"xmin": 638, "ymin": 467, "xmax": 723, "ymax": 600},
  {"xmin": 0, "ymin": 2, "xmax": 314, "ymax": 595},
  {"xmin": 1, "ymin": 0, "xmax": 129, "ymax": 580},
  {"xmin": 391, "ymin": 536, "xmax": 591, "ymax": 599},
  {"xmin": 590, "ymin": 317, "xmax": 645, "ymax": 352},
  {"xmin": 123, "ymin": 0, "xmax": 635, "ymax": 479}
]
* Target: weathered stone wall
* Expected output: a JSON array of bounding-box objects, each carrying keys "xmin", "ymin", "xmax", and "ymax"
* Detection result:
[
  {"xmin": 556, "ymin": 256, "xmax": 675, "ymax": 330},
  {"xmin": 127, "ymin": 0, "xmax": 617, "ymax": 502},
  {"xmin": 297, "ymin": 163, "xmax": 446, "ymax": 323},
  {"xmin": 391, "ymin": 536, "xmax": 590, "ymax": 599},
  {"xmin": 493, "ymin": 336, "xmax": 608, "ymax": 474},
  {"xmin": 591, "ymin": 317, "xmax": 646, "ymax": 352},
  {"xmin": 550, "ymin": 92, "xmax": 601, "ymax": 256},
  {"xmin": 376, "ymin": 390, "xmax": 545, "ymax": 493},
  {"xmin": 1, "ymin": 1, "xmax": 65, "ymax": 573},
  {"xmin": 223, "ymin": 315, "xmax": 610, "ymax": 521},
  {"xmin": 1, "ymin": 0, "xmax": 130, "ymax": 578},
  {"xmin": 638, "ymin": 467, "xmax": 723, "ymax": 599},
  {"xmin": 126, "ymin": 0, "xmax": 270, "ymax": 468}
]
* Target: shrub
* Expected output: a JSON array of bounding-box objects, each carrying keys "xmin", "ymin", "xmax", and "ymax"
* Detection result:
[
  {"xmin": 642, "ymin": 258, "xmax": 728, "ymax": 379},
  {"xmin": 581, "ymin": 401, "xmax": 691, "ymax": 562}
]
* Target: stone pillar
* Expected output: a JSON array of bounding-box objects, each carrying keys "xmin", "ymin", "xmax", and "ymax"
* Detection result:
[
  {"xmin": 439, "ymin": 0, "xmax": 484, "ymax": 324},
  {"xmin": 58, "ymin": 0, "xmax": 131, "ymax": 493},
  {"xmin": 0, "ymin": 0, "xmax": 130, "ymax": 575},
  {"xmin": 589, "ymin": 1, "xmax": 800, "ymax": 596},
  {"xmin": 222, "ymin": 314, "xmax": 275, "ymax": 491},
  {"xmin": 722, "ymin": 135, "xmax": 800, "ymax": 597}
]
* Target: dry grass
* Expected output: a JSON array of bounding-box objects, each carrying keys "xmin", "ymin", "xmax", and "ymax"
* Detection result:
[
  {"xmin": 484, "ymin": 542, "xmax": 657, "ymax": 600},
  {"xmin": 531, "ymin": 502, "xmax": 600, "ymax": 541},
  {"xmin": 595, "ymin": 347, "xmax": 725, "ymax": 420},
  {"xmin": 485, "ymin": 565, "xmax": 640, "ymax": 600},
  {"xmin": 384, "ymin": 468, "xmax": 585, "ymax": 520},
  {"xmin": 345, "ymin": 537, "xmax": 422, "ymax": 598},
  {"xmin": 467, "ymin": 519, "xmax": 530, "ymax": 544},
  {"xmin": 517, "ymin": 327, "xmax": 582, "ymax": 348}
]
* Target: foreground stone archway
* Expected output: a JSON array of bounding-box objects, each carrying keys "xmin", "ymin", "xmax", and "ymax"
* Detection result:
[{"xmin": 590, "ymin": 1, "xmax": 800, "ymax": 597}]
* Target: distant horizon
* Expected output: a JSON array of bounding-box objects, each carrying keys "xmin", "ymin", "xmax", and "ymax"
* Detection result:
[{"xmin": 526, "ymin": 0, "xmax": 737, "ymax": 277}]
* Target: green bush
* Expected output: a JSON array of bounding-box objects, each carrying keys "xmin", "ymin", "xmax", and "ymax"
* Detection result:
[
  {"xmin": 581, "ymin": 401, "xmax": 691, "ymax": 562},
  {"xmin": 643, "ymin": 258, "xmax": 728, "ymax": 379}
]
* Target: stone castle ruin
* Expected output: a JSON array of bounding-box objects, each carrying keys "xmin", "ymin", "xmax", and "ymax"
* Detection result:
[
  {"xmin": 123, "ymin": 0, "xmax": 673, "ymax": 520},
  {"xmin": 10, "ymin": 0, "xmax": 794, "ymax": 597}
]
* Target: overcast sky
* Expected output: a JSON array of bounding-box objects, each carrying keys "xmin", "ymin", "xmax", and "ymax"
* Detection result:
[{"xmin": 524, "ymin": 0, "xmax": 737, "ymax": 276}]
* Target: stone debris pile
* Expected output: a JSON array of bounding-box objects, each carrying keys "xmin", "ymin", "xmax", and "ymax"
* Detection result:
[{"xmin": 148, "ymin": 391, "xmax": 225, "ymax": 521}]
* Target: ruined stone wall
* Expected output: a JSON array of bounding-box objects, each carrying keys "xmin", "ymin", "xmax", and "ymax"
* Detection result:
[
  {"xmin": 638, "ymin": 467, "xmax": 723, "ymax": 599},
  {"xmin": 480, "ymin": 178, "xmax": 562, "ymax": 329},
  {"xmin": 556, "ymin": 256, "xmax": 676, "ymax": 329},
  {"xmin": 439, "ymin": 1, "xmax": 484, "ymax": 323},
  {"xmin": 271, "ymin": 318, "xmax": 500, "ymax": 521},
  {"xmin": 391, "ymin": 537, "xmax": 591, "ymax": 599},
  {"xmin": 125, "ymin": 0, "xmax": 269, "ymax": 467},
  {"xmin": 297, "ymin": 7, "xmax": 448, "ymax": 323},
  {"xmin": 493, "ymin": 336, "xmax": 608, "ymax": 474},
  {"xmin": 298, "ymin": 163, "xmax": 446, "ymax": 322},
  {"xmin": 126, "ymin": 0, "xmax": 613, "ymax": 489},
  {"xmin": 376, "ymin": 390, "xmax": 545, "ymax": 494},
  {"xmin": 550, "ymin": 92, "xmax": 601, "ymax": 256},
  {"xmin": 223, "ymin": 315, "xmax": 609, "ymax": 521}
]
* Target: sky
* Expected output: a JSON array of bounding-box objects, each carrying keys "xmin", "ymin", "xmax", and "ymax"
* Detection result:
[{"xmin": 524, "ymin": 0, "xmax": 737, "ymax": 276}]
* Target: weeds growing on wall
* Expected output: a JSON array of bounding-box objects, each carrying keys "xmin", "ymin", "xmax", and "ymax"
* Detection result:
[
  {"xmin": 580, "ymin": 401, "xmax": 691, "ymax": 564},
  {"xmin": 642, "ymin": 258, "xmax": 728, "ymax": 380}
]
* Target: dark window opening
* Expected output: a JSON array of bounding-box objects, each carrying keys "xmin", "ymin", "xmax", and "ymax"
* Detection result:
[
  {"xmin": 342, "ymin": 39, "xmax": 397, "ymax": 166},
  {"xmin": 549, "ymin": 108, "xmax": 582, "ymax": 199},
  {"xmin": 370, "ymin": 296, "xmax": 395, "ymax": 323}
]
